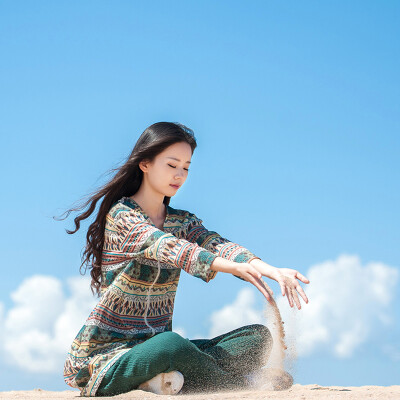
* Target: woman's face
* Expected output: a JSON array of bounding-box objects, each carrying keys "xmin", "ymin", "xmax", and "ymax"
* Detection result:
[{"xmin": 139, "ymin": 141, "xmax": 192, "ymax": 197}]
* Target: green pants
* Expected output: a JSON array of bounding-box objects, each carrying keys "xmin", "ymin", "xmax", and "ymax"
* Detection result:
[{"xmin": 96, "ymin": 323, "xmax": 273, "ymax": 396}]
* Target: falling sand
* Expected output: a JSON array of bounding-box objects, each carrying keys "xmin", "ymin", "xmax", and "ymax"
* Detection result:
[
  {"xmin": 263, "ymin": 296, "xmax": 287, "ymax": 369},
  {"xmin": 255, "ymin": 292, "xmax": 297, "ymax": 391}
]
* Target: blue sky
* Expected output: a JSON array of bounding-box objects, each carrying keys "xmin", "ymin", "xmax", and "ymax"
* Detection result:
[{"xmin": 0, "ymin": 0, "xmax": 399, "ymax": 392}]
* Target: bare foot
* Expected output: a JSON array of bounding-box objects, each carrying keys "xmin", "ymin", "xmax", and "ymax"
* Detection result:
[{"xmin": 137, "ymin": 371, "xmax": 184, "ymax": 395}]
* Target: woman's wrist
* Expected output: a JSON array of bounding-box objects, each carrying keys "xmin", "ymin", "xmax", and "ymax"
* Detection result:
[
  {"xmin": 210, "ymin": 256, "xmax": 279, "ymax": 280},
  {"xmin": 249, "ymin": 258, "xmax": 278, "ymax": 280},
  {"xmin": 210, "ymin": 256, "xmax": 238, "ymax": 274}
]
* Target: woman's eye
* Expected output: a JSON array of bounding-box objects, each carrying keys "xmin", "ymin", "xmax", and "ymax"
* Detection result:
[{"xmin": 168, "ymin": 164, "xmax": 189, "ymax": 172}]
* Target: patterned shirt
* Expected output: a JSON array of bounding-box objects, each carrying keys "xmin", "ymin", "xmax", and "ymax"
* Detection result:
[{"xmin": 63, "ymin": 196, "xmax": 260, "ymax": 396}]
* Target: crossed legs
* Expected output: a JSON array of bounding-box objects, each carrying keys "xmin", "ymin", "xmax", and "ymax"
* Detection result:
[{"xmin": 96, "ymin": 323, "xmax": 273, "ymax": 396}]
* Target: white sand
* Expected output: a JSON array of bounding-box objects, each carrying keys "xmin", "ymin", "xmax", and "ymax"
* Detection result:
[{"xmin": 1, "ymin": 385, "xmax": 400, "ymax": 399}]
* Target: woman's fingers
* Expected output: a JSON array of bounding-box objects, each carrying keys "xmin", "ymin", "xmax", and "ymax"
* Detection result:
[
  {"xmin": 282, "ymin": 281, "xmax": 307, "ymax": 309},
  {"xmin": 256, "ymin": 282, "xmax": 273, "ymax": 304},
  {"xmin": 290, "ymin": 291, "xmax": 297, "ymax": 309},
  {"xmin": 289, "ymin": 289, "xmax": 295, "ymax": 308},
  {"xmin": 296, "ymin": 284, "xmax": 309, "ymax": 304},
  {"xmin": 257, "ymin": 276, "xmax": 274, "ymax": 297},
  {"xmin": 295, "ymin": 271, "xmax": 310, "ymax": 284},
  {"xmin": 247, "ymin": 274, "xmax": 273, "ymax": 303},
  {"xmin": 244, "ymin": 267, "xmax": 309, "ymax": 310},
  {"xmin": 285, "ymin": 287, "xmax": 293, "ymax": 307},
  {"xmin": 278, "ymin": 280, "xmax": 286, "ymax": 296},
  {"xmin": 292, "ymin": 288, "xmax": 302, "ymax": 310}
]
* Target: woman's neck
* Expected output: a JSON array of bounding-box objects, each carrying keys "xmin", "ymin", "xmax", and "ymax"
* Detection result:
[{"xmin": 130, "ymin": 188, "xmax": 166, "ymax": 223}]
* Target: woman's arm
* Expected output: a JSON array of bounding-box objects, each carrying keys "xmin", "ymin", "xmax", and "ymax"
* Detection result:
[
  {"xmin": 183, "ymin": 213, "xmax": 310, "ymax": 309},
  {"xmin": 209, "ymin": 256, "xmax": 309, "ymax": 309},
  {"xmin": 114, "ymin": 209, "xmax": 219, "ymax": 283},
  {"xmin": 208, "ymin": 256, "xmax": 275, "ymax": 302},
  {"xmin": 184, "ymin": 212, "xmax": 261, "ymax": 271}
]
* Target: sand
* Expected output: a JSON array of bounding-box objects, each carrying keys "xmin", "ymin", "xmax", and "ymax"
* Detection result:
[{"xmin": 1, "ymin": 385, "xmax": 400, "ymax": 399}]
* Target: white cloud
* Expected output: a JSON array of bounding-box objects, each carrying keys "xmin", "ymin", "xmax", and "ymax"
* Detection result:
[
  {"xmin": 205, "ymin": 254, "xmax": 399, "ymax": 361},
  {"xmin": 207, "ymin": 287, "xmax": 264, "ymax": 338},
  {"xmin": 6, "ymin": 276, "xmax": 65, "ymax": 335},
  {"xmin": 1, "ymin": 275, "xmax": 98, "ymax": 373},
  {"xmin": 53, "ymin": 276, "xmax": 100, "ymax": 351},
  {"xmin": 173, "ymin": 326, "xmax": 187, "ymax": 338},
  {"xmin": 277, "ymin": 254, "xmax": 399, "ymax": 358}
]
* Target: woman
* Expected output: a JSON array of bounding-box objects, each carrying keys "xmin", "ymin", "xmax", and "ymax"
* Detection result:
[{"xmin": 60, "ymin": 122, "xmax": 309, "ymax": 397}]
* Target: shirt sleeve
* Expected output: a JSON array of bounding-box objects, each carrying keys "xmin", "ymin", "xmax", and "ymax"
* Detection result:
[
  {"xmin": 183, "ymin": 212, "xmax": 261, "ymax": 281},
  {"xmin": 114, "ymin": 209, "xmax": 219, "ymax": 283}
]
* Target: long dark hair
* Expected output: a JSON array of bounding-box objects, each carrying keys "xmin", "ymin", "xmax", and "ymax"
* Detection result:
[{"xmin": 54, "ymin": 122, "xmax": 197, "ymax": 297}]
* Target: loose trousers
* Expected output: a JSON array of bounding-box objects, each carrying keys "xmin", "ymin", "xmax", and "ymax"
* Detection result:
[{"xmin": 96, "ymin": 323, "xmax": 273, "ymax": 396}]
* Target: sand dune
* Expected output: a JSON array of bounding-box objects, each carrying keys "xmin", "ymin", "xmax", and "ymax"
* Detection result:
[{"xmin": 1, "ymin": 385, "xmax": 400, "ymax": 400}]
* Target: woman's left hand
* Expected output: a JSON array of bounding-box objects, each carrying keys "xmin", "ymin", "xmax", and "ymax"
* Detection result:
[
  {"xmin": 271, "ymin": 267, "xmax": 309, "ymax": 309},
  {"xmin": 250, "ymin": 259, "xmax": 310, "ymax": 309}
]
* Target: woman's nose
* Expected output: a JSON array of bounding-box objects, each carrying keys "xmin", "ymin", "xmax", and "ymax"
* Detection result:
[{"xmin": 175, "ymin": 169, "xmax": 185, "ymax": 178}]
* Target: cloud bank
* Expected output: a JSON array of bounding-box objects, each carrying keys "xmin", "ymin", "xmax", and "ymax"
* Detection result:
[
  {"xmin": 277, "ymin": 254, "xmax": 399, "ymax": 358},
  {"xmin": 207, "ymin": 286, "xmax": 264, "ymax": 338},
  {"xmin": 0, "ymin": 275, "xmax": 98, "ymax": 373},
  {"xmin": 207, "ymin": 254, "xmax": 399, "ymax": 359}
]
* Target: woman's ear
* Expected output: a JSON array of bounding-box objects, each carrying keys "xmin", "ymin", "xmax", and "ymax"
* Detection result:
[{"xmin": 138, "ymin": 159, "xmax": 150, "ymax": 173}]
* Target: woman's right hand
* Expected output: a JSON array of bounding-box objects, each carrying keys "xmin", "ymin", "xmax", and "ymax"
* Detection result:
[
  {"xmin": 232, "ymin": 262, "xmax": 276, "ymax": 304},
  {"xmin": 233, "ymin": 260, "xmax": 310, "ymax": 310}
]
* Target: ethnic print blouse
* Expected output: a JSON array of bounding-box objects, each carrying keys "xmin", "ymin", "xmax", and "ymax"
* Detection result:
[{"xmin": 63, "ymin": 196, "xmax": 260, "ymax": 396}]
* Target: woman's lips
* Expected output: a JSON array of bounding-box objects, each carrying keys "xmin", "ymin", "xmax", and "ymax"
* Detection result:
[{"xmin": 170, "ymin": 184, "xmax": 180, "ymax": 188}]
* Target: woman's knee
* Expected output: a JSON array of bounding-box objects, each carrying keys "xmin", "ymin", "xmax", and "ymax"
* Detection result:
[
  {"xmin": 154, "ymin": 331, "xmax": 194, "ymax": 358},
  {"xmin": 253, "ymin": 323, "xmax": 272, "ymax": 337},
  {"xmin": 245, "ymin": 324, "xmax": 273, "ymax": 346}
]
